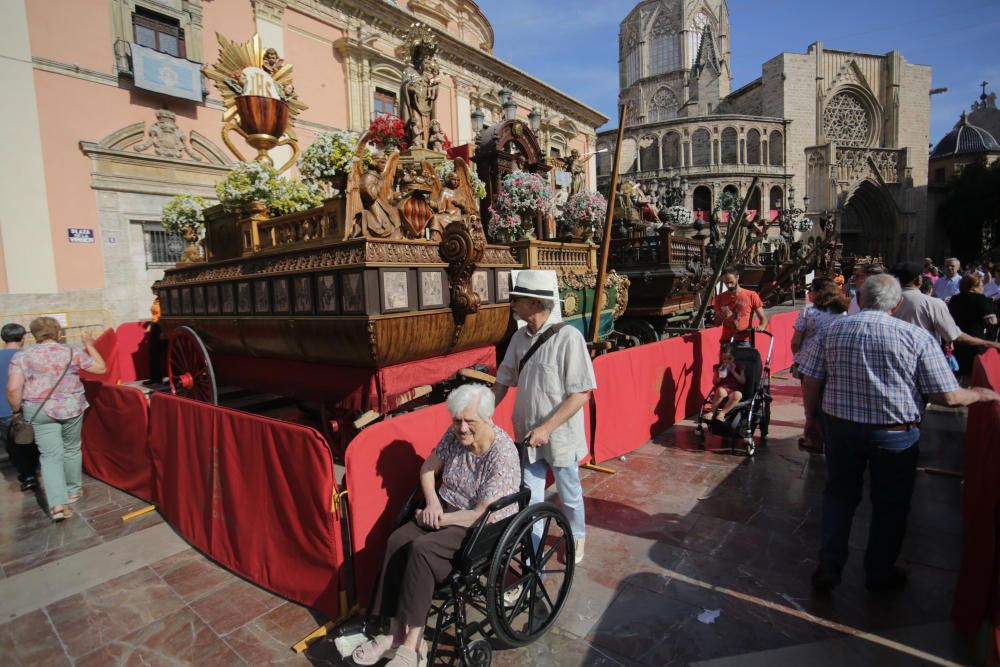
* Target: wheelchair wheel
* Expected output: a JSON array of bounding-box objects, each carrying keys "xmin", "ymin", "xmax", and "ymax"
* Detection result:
[
  {"xmin": 486, "ymin": 502, "xmax": 574, "ymax": 648},
  {"xmin": 745, "ymin": 436, "xmax": 756, "ymax": 457}
]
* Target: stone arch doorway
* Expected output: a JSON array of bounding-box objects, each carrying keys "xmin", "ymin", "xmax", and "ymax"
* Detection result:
[{"xmin": 839, "ymin": 179, "xmax": 899, "ymax": 261}]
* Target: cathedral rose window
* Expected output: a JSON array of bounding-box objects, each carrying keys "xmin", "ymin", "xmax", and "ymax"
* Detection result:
[{"xmin": 822, "ymin": 92, "xmax": 872, "ymax": 147}]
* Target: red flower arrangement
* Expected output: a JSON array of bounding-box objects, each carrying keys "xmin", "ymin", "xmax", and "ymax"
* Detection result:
[{"xmin": 368, "ymin": 115, "xmax": 407, "ymax": 151}]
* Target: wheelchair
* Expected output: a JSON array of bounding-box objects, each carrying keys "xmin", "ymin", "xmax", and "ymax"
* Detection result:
[
  {"xmin": 361, "ymin": 441, "xmax": 576, "ymax": 666},
  {"xmin": 695, "ymin": 328, "xmax": 774, "ymax": 456}
]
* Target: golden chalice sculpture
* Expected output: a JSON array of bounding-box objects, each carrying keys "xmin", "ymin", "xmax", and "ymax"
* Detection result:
[{"xmin": 202, "ymin": 34, "xmax": 306, "ymax": 173}]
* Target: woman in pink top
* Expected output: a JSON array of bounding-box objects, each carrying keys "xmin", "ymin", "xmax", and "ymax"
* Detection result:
[{"xmin": 6, "ymin": 317, "xmax": 106, "ymax": 521}]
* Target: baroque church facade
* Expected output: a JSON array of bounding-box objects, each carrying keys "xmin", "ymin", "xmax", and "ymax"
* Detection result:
[
  {"xmin": 1, "ymin": 0, "xmax": 604, "ymax": 328},
  {"xmin": 597, "ymin": 0, "xmax": 933, "ymax": 262}
]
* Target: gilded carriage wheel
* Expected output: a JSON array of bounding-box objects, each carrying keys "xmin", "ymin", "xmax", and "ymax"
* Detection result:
[{"xmin": 167, "ymin": 326, "xmax": 218, "ymax": 405}]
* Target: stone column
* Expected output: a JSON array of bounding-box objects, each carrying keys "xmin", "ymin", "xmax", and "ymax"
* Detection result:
[
  {"xmin": 454, "ymin": 77, "xmax": 473, "ymax": 146},
  {"xmin": 0, "ymin": 0, "xmax": 57, "ymax": 292},
  {"xmin": 587, "ymin": 134, "xmax": 597, "ymax": 190},
  {"xmin": 335, "ymin": 38, "xmax": 371, "ymax": 133},
  {"xmin": 253, "ymin": 0, "xmax": 286, "ymax": 55}
]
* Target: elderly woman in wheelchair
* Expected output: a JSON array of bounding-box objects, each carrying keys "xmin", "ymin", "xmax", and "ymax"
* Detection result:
[{"xmin": 353, "ymin": 384, "xmax": 520, "ymax": 667}]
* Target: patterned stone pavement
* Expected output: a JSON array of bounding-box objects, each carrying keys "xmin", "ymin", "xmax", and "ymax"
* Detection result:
[{"xmin": 0, "ymin": 373, "xmax": 984, "ymax": 665}]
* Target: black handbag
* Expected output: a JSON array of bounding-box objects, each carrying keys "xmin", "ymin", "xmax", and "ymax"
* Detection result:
[{"xmin": 12, "ymin": 349, "xmax": 73, "ymax": 446}]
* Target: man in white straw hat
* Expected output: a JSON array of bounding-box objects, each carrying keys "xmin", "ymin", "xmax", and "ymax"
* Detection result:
[{"xmin": 493, "ymin": 270, "xmax": 596, "ymax": 564}]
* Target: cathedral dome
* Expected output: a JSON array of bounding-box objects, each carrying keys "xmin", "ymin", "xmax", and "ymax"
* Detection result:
[{"xmin": 930, "ymin": 112, "xmax": 1000, "ymax": 159}]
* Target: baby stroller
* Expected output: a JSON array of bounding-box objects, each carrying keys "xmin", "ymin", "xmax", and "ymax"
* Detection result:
[{"xmin": 695, "ymin": 329, "xmax": 773, "ymax": 456}]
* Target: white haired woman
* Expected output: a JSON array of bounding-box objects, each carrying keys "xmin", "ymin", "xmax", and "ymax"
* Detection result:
[{"xmin": 353, "ymin": 383, "xmax": 521, "ymax": 667}]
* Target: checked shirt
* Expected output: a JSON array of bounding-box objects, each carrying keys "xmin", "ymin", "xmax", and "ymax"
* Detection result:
[{"xmin": 797, "ymin": 310, "xmax": 958, "ymax": 425}]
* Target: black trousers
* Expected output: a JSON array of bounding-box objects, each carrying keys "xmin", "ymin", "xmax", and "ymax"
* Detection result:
[
  {"xmin": 1, "ymin": 416, "xmax": 40, "ymax": 482},
  {"xmin": 372, "ymin": 518, "xmax": 468, "ymax": 628}
]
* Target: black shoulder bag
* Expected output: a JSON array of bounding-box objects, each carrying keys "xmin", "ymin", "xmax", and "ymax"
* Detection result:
[
  {"xmin": 12, "ymin": 348, "xmax": 73, "ymax": 446},
  {"xmin": 518, "ymin": 323, "xmax": 567, "ymax": 375}
]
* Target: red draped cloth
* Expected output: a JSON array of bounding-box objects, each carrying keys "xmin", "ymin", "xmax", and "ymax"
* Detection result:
[
  {"xmin": 81, "ymin": 381, "xmax": 155, "ymax": 502},
  {"xmin": 148, "ymin": 393, "xmax": 344, "ymax": 618},
  {"xmin": 953, "ymin": 350, "xmax": 1000, "ymax": 651}
]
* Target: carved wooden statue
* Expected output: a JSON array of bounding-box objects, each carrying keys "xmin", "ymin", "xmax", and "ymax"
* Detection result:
[{"xmin": 400, "ymin": 24, "xmax": 439, "ymax": 150}]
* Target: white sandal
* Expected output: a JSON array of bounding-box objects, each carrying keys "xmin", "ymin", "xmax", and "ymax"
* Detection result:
[{"xmin": 351, "ymin": 634, "xmax": 393, "ymax": 666}]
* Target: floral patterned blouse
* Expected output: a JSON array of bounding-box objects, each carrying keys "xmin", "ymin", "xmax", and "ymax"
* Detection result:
[
  {"xmin": 10, "ymin": 343, "xmax": 95, "ymax": 420},
  {"xmin": 434, "ymin": 424, "xmax": 521, "ymax": 521}
]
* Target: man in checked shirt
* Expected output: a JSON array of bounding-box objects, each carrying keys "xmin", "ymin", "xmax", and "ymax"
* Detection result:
[{"xmin": 799, "ymin": 274, "xmax": 1000, "ymax": 593}]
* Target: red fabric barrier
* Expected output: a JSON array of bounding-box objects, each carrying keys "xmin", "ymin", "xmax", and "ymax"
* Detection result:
[
  {"xmin": 953, "ymin": 350, "xmax": 1000, "ymax": 651},
  {"xmin": 148, "ymin": 393, "xmax": 343, "ymax": 618},
  {"xmin": 81, "ymin": 380, "xmax": 155, "ymax": 503},
  {"xmin": 592, "ymin": 332, "xmax": 714, "ymax": 462},
  {"xmin": 115, "ymin": 321, "xmax": 150, "ymax": 383},
  {"xmin": 764, "ymin": 310, "xmax": 798, "ymax": 373},
  {"xmin": 81, "ymin": 328, "xmax": 121, "ymax": 385},
  {"xmin": 345, "ymin": 403, "xmax": 452, "ymax": 606}
]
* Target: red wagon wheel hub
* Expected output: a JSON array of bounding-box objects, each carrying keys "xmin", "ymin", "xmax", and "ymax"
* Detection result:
[{"xmin": 167, "ymin": 326, "xmax": 218, "ymax": 405}]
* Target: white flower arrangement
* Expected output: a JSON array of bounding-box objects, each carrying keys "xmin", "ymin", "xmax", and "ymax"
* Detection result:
[
  {"xmin": 665, "ymin": 205, "xmax": 694, "ymax": 226},
  {"xmin": 216, "ymin": 162, "xmax": 321, "ymax": 216},
  {"xmin": 160, "ymin": 194, "xmax": 206, "ymax": 234},
  {"xmin": 298, "ymin": 130, "xmax": 372, "ymax": 181}
]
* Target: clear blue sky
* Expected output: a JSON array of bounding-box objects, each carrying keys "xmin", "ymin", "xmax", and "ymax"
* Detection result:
[{"xmin": 477, "ymin": 0, "xmax": 1000, "ymax": 142}]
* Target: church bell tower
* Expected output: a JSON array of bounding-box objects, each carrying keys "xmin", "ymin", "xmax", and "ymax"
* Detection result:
[{"xmin": 617, "ymin": 0, "xmax": 732, "ymax": 124}]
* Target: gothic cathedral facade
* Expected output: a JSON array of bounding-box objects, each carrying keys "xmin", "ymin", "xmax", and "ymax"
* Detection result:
[{"xmin": 598, "ymin": 0, "xmax": 932, "ymax": 262}]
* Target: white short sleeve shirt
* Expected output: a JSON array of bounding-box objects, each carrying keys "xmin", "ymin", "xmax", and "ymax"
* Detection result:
[{"xmin": 496, "ymin": 320, "xmax": 597, "ymax": 467}]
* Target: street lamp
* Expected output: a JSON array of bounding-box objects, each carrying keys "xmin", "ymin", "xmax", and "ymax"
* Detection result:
[
  {"xmin": 499, "ymin": 87, "xmax": 517, "ymax": 121},
  {"xmin": 471, "ymin": 107, "xmax": 485, "ymax": 140},
  {"xmin": 774, "ymin": 185, "xmax": 813, "ymax": 262},
  {"xmin": 661, "ymin": 166, "xmax": 688, "ymax": 207},
  {"xmin": 528, "ymin": 107, "xmax": 541, "ymax": 133}
]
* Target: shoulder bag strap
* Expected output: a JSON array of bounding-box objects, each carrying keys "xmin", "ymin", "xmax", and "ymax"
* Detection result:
[
  {"xmin": 518, "ymin": 323, "xmax": 567, "ymax": 374},
  {"xmin": 28, "ymin": 347, "xmax": 74, "ymax": 423}
]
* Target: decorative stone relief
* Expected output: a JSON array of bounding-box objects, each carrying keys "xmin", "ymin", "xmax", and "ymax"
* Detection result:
[
  {"xmin": 253, "ymin": 0, "xmax": 288, "ymax": 24},
  {"xmin": 834, "ymin": 147, "xmax": 904, "ymax": 186},
  {"xmin": 651, "ymin": 12, "xmax": 678, "ymax": 36},
  {"xmin": 822, "ymin": 92, "xmax": 872, "ymax": 147},
  {"xmin": 648, "ymin": 87, "xmax": 678, "ymax": 121},
  {"xmin": 133, "ymin": 109, "xmax": 202, "ymax": 160}
]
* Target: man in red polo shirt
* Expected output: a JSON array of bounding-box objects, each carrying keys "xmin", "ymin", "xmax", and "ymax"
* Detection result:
[{"xmin": 713, "ymin": 266, "xmax": 768, "ymax": 343}]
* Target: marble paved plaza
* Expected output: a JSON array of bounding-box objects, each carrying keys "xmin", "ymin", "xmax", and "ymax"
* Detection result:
[{"xmin": 0, "ymin": 373, "xmax": 985, "ymax": 665}]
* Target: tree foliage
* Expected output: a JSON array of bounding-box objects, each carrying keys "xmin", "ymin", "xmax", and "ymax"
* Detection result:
[{"xmin": 938, "ymin": 158, "xmax": 1000, "ymax": 263}]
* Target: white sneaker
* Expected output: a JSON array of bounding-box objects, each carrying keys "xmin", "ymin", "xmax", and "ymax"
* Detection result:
[
  {"xmin": 503, "ymin": 584, "xmax": 523, "ymax": 608},
  {"xmin": 574, "ymin": 537, "xmax": 585, "ymax": 564}
]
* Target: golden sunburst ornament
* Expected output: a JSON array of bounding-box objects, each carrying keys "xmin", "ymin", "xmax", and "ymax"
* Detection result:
[{"xmin": 201, "ymin": 33, "xmax": 306, "ymax": 172}]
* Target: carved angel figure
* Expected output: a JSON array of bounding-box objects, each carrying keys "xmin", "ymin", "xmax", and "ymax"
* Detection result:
[
  {"xmin": 428, "ymin": 158, "xmax": 478, "ymax": 241},
  {"xmin": 350, "ymin": 150, "xmax": 402, "ymax": 239}
]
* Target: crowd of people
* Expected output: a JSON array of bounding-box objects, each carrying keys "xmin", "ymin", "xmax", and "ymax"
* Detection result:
[{"xmin": 788, "ymin": 256, "xmax": 1000, "ymax": 593}]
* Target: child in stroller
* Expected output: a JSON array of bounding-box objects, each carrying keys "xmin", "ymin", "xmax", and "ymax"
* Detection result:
[
  {"xmin": 710, "ymin": 342, "xmax": 746, "ymax": 423},
  {"xmin": 696, "ymin": 330, "xmax": 773, "ymax": 456}
]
